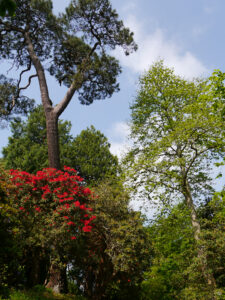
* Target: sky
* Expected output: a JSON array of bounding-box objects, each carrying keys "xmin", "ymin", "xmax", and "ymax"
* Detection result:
[{"xmin": 1, "ymin": 0, "xmax": 225, "ymax": 190}]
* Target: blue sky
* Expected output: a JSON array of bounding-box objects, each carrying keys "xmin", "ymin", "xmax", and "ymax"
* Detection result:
[{"xmin": 1, "ymin": 0, "xmax": 225, "ymax": 164}]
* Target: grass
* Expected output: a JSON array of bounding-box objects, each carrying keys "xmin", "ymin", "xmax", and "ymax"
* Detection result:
[{"xmin": 0, "ymin": 285, "xmax": 86, "ymax": 300}]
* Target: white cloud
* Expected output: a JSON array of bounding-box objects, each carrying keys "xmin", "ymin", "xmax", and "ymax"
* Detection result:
[
  {"xmin": 107, "ymin": 121, "xmax": 131, "ymax": 159},
  {"xmin": 110, "ymin": 121, "xmax": 130, "ymax": 140},
  {"xmin": 114, "ymin": 15, "xmax": 208, "ymax": 79},
  {"xmin": 110, "ymin": 142, "xmax": 128, "ymax": 158}
]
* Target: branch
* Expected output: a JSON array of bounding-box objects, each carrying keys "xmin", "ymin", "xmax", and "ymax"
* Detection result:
[
  {"xmin": 0, "ymin": 19, "xmax": 25, "ymax": 34},
  {"xmin": 17, "ymin": 60, "xmax": 32, "ymax": 89},
  {"xmin": 11, "ymin": 62, "xmax": 37, "ymax": 109},
  {"xmin": 185, "ymin": 143, "xmax": 214, "ymax": 177},
  {"xmin": 139, "ymin": 166, "xmax": 182, "ymax": 193},
  {"xmin": 18, "ymin": 74, "xmax": 38, "ymax": 92},
  {"xmin": 54, "ymin": 41, "xmax": 100, "ymax": 117},
  {"xmin": 24, "ymin": 31, "xmax": 52, "ymax": 109}
]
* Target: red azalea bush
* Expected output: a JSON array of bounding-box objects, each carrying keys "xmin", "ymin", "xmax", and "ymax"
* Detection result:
[{"xmin": 8, "ymin": 166, "xmax": 96, "ymax": 243}]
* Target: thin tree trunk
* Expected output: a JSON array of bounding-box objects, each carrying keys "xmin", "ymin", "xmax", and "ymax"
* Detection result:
[{"xmin": 184, "ymin": 179, "xmax": 216, "ymax": 295}]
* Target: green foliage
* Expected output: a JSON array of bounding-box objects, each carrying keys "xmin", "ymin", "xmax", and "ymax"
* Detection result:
[
  {"xmin": 0, "ymin": 0, "xmax": 16, "ymax": 17},
  {"xmin": 0, "ymin": 169, "xmax": 23, "ymax": 298},
  {"xmin": 141, "ymin": 204, "xmax": 194, "ymax": 300},
  {"xmin": 125, "ymin": 61, "xmax": 225, "ymax": 205},
  {"xmin": 68, "ymin": 180, "xmax": 149, "ymax": 299},
  {"xmin": 199, "ymin": 196, "xmax": 225, "ymax": 291},
  {"xmin": 0, "ymin": 75, "xmax": 34, "ymax": 127},
  {"xmin": 0, "ymin": 285, "xmax": 86, "ymax": 299},
  {"xmin": 70, "ymin": 125, "xmax": 119, "ymax": 185},
  {"xmin": 140, "ymin": 199, "xmax": 225, "ymax": 300},
  {"xmin": 2, "ymin": 106, "xmax": 73, "ymax": 173},
  {"xmin": 124, "ymin": 61, "xmax": 225, "ymax": 298},
  {"xmin": 3, "ymin": 108, "xmax": 119, "ymax": 184}
]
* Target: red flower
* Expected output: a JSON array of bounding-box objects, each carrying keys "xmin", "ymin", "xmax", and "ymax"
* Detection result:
[
  {"xmin": 71, "ymin": 236, "xmax": 76, "ymax": 240},
  {"xmin": 67, "ymin": 221, "xmax": 75, "ymax": 226},
  {"xmin": 83, "ymin": 188, "xmax": 91, "ymax": 195},
  {"xmin": 80, "ymin": 204, "xmax": 87, "ymax": 210},
  {"xmin": 57, "ymin": 192, "xmax": 68, "ymax": 198},
  {"xmin": 82, "ymin": 225, "xmax": 92, "ymax": 232},
  {"xmin": 74, "ymin": 201, "xmax": 80, "ymax": 207},
  {"xmin": 9, "ymin": 167, "xmax": 95, "ymax": 240}
]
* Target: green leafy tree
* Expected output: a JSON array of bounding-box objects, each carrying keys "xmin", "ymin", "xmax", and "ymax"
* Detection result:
[
  {"xmin": 197, "ymin": 196, "xmax": 225, "ymax": 298},
  {"xmin": 124, "ymin": 61, "xmax": 225, "ymax": 297},
  {"xmin": 3, "ymin": 108, "xmax": 119, "ymax": 183},
  {"xmin": 3, "ymin": 105, "xmax": 73, "ymax": 173},
  {"xmin": 141, "ymin": 204, "xmax": 195, "ymax": 300},
  {"xmin": 70, "ymin": 126, "xmax": 119, "ymax": 185},
  {"xmin": 0, "ymin": 0, "xmax": 137, "ymax": 169},
  {"xmin": 68, "ymin": 180, "xmax": 149, "ymax": 300},
  {"xmin": 141, "ymin": 200, "xmax": 225, "ymax": 300}
]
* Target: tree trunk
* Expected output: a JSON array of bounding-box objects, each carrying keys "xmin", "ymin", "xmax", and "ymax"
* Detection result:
[
  {"xmin": 25, "ymin": 247, "xmax": 49, "ymax": 288},
  {"xmin": 184, "ymin": 179, "xmax": 216, "ymax": 295},
  {"xmin": 25, "ymin": 30, "xmax": 73, "ymax": 294},
  {"xmin": 45, "ymin": 263, "xmax": 68, "ymax": 294},
  {"xmin": 45, "ymin": 111, "xmax": 60, "ymax": 169}
]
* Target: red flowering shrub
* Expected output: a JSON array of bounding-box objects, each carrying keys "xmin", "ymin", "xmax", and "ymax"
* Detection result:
[{"xmin": 8, "ymin": 166, "xmax": 95, "ymax": 243}]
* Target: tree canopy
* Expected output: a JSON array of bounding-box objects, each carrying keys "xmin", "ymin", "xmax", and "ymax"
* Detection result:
[
  {"xmin": 124, "ymin": 61, "xmax": 225, "ymax": 296},
  {"xmin": 0, "ymin": 0, "xmax": 137, "ymax": 168},
  {"xmin": 70, "ymin": 126, "xmax": 119, "ymax": 185},
  {"xmin": 3, "ymin": 107, "xmax": 119, "ymax": 184},
  {"xmin": 125, "ymin": 61, "xmax": 225, "ymax": 205}
]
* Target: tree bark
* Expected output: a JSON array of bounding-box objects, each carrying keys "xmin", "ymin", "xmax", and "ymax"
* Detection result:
[
  {"xmin": 24, "ymin": 31, "xmax": 62, "ymax": 169},
  {"xmin": 45, "ymin": 263, "xmax": 68, "ymax": 294},
  {"xmin": 46, "ymin": 111, "xmax": 60, "ymax": 169},
  {"xmin": 183, "ymin": 178, "xmax": 217, "ymax": 295}
]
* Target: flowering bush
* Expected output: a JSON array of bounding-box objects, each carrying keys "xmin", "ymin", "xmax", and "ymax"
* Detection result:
[{"xmin": 8, "ymin": 166, "xmax": 95, "ymax": 243}]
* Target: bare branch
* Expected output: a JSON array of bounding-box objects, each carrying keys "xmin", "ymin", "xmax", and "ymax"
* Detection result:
[
  {"xmin": 17, "ymin": 60, "xmax": 32, "ymax": 90},
  {"xmin": 18, "ymin": 73, "xmax": 38, "ymax": 92}
]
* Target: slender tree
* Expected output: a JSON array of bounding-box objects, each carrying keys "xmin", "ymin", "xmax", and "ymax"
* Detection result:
[
  {"xmin": 124, "ymin": 61, "xmax": 225, "ymax": 297},
  {"xmin": 0, "ymin": 0, "xmax": 137, "ymax": 169}
]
